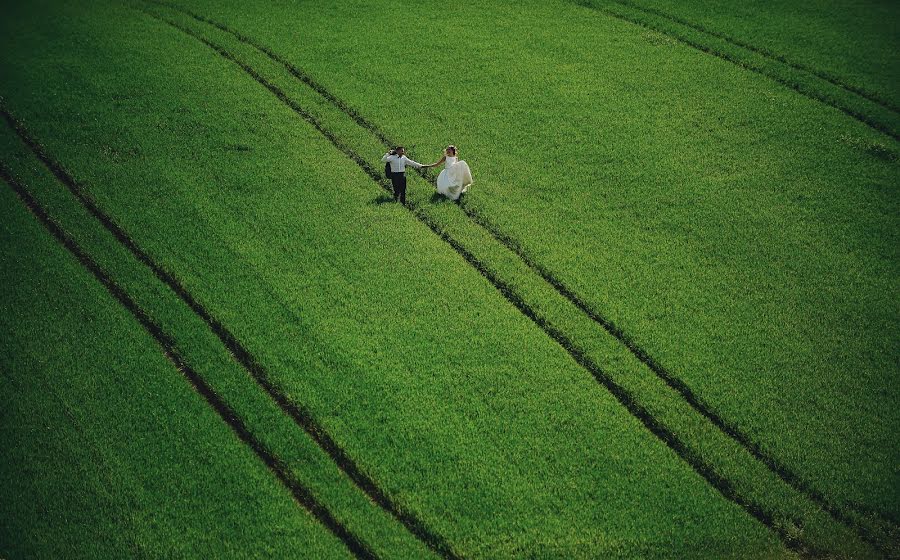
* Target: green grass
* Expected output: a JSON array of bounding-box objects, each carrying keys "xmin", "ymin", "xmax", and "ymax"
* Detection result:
[
  {"xmin": 0, "ymin": 184, "xmax": 351, "ymax": 559},
  {"xmin": 612, "ymin": 0, "xmax": 900, "ymax": 111},
  {"xmin": 0, "ymin": 109, "xmax": 441, "ymax": 559},
  {"xmin": 167, "ymin": 0, "xmax": 898, "ymax": 521},
  {"xmin": 1, "ymin": 3, "xmax": 795, "ymax": 556},
  {"xmin": 577, "ymin": 0, "xmax": 900, "ymax": 143},
  {"xmin": 1, "ymin": 0, "xmax": 897, "ymax": 557},
  {"xmin": 141, "ymin": 5, "xmax": 888, "ymax": 553}
]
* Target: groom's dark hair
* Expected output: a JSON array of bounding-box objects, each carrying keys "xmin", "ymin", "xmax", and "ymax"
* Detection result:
[{"xmin": 395, "ymin": 145, "xmax": 404, "ymax": 151}]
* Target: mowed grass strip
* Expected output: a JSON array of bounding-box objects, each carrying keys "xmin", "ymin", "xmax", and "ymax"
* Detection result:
[
  {"xmin": 148, "ymin": 5, "xmax": 893, "ymax": 554},
  {"xmin": 0, "ymin": 122, "xmax": 442, "ymax": 559},
  {"xmin": 1, "ymin": 1, "xmax": 794, "ymax": 557},
  {"xmin": 0, "ymin": 179, "xmax": 352, "ymax": 559},
  {"xmin": 177, "ymin": 0, "xmax": 899, "ymax": 526}
]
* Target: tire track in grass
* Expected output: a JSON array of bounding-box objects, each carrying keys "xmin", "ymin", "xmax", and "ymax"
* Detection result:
[
  {"xmin": 574, "ymin": 0, "xmax": 900, "ymax": 142},
  {"xmin": 0, "ymin": 163, "xmax": 377, "ymax": 560},
  {"xmin": 0, "ymin": 102, "xmax": 461, "ymax": 560},
  {"xmin": 608, "ymin": 0, "xmax": 900, "ymax": 115},
  {"xmin": 142, "ymin": 12, "xmax": 829, "ymax": 557},
  {"xmin": 148, "ymin": 2, "xmax": 894, "ymax": 545},
  {"xmin": 849, "ymin": 503, "xmax": 900, "ymax": 530}
]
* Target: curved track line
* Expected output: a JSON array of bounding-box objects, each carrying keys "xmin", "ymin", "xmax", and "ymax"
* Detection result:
[
  {"xmin": 575, "ymin": 0, "xmax": 900, "ymax": 142},
  {"xmin": 0, "ymin": 164, "xmax": 378, "ymax": 560},
  {"xmin": 142, "ymin": 12, "xmax": 836, "ymax": 556},
  {"xmin": 155, "ymin": 2, "xmax": 895, "ymax": 545},
  {"xmin": 0, "ymin": 104, "xmax": 460, "ymax": 560},
  {"xmin": 609, "ymin": 0, "xmax": 900, "ymax": 115}
]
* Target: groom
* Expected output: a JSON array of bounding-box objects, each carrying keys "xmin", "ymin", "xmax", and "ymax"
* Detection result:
[{"xmin": 381, "ymin": 146, "xmax": 424, "ymax": 204}]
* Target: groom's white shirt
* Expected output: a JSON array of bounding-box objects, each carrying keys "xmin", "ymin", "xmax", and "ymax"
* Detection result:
[{"xmin": 382, "ymin": 152, "xmax": 423, "ymax": 172}]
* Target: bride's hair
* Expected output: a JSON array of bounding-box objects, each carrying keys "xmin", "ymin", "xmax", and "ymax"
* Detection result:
[{"xmin": 446, "ymin": 145, "xmax": 457, "ymax": 155}]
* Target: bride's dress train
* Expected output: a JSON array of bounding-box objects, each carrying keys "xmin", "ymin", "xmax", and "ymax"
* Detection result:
[{"xmin": 436, "ymin": 156, "xmax": 473, "ymax": 201}]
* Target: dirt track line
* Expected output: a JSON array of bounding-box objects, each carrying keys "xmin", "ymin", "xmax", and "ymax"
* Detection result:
[
  {"xmin": 0, "ymin": 99, "xmax": 458, "ymax": 559},
  {"xmin": 0, "ymin": 163, "xmax": 378, "ymax": 560},
  {"xmin": 848, "ymin": 503, "xmax": 900, "ymax": 530},
  {"xmin": 152, "ymin": 2, "xmax": 893, "ymax": 545},
  {"xmin": 609, "ymin": 0, "xmax": 900, "ymax": 116},
  {"xmin": 576, "ymin": 0, "xmax": 900, "ymax": 142},
  {"xmin": 143, "ymin": 12, "xmax": 835, "ymax": 556}
]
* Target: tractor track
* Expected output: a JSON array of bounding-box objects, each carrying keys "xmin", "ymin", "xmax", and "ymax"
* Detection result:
[
  {"xmin": 608, "ymin": 0, "xmax": 900, "ymax": 115},
  {"xmin": 142, "ymin": 10, "xmax": 841, "ymax": 556},
  {"xmin": 151, "ymin": 2, "xmax": 894, "ymax": 548},
  {"xmin": 576, "ymin": 0, "xmax": 900, "ymax": 142},
  {"xmin": 0, "ymin": 100, "xmax": 462, "ymax": 560},
  {"xmin": 0, "ymin": 163, "xmax": 379, "ymax": 560}
]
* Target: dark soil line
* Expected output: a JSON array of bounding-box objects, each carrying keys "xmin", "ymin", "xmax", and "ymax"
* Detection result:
[
  {"xmin": 577, "ymin": 1, "xmax": 900, "ymax": 142},
  {"xmin": 608, "ymin": 0, "xmax": 900, "ymax": 115},
  {"xmin": 154, "ymin": 1, "xmax": 395, "ymax": 148},
  {"xmin": 848, "ymin": 502, "xmax": 900, "ymax": 530},
  {"xmin": 1, "ymin": 98, "xmax": 457, "ymax": 559},
  {"xmin": 152, "ymin": 3, "xmax": 890, "ymax": 543},
  {"xmin": 0, "ymin": 163, "xmax": 378, "ymax": 560},
  {"xmin": 145, "ymin": 15, "xmax": 831, "ymax": 557}
]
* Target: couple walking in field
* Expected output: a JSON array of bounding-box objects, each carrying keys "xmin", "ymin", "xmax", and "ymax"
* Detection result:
[{"xmin": 381, "ymin": 145, "xmax": 473, "ymax": 204}]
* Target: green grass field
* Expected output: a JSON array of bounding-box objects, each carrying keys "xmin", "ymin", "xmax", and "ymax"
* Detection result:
[{"xmin": 1, "ymin": 0, "xmax": 897, "ymax": 558}]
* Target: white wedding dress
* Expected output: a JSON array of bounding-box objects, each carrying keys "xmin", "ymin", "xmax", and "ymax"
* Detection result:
[{"xmin": 436, "ymin": 156, "xmax": 473, "ymax": 201}]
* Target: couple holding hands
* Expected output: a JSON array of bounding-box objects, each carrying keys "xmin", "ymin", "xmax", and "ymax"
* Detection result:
[{"xmin": 382, "ymin": 145, "xmax": 473, "ymax": 204}]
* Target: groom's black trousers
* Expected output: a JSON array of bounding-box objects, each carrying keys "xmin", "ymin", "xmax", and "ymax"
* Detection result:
[{"xmin": 390, "ymin": 172, "xmax": 407, "ymax": 204}]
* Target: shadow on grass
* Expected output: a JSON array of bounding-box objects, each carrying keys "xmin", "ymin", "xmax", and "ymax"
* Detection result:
[
  {"xmin": 866, "ymin": 143, "xmax": 897, "ymax": 162},
  {"xmin": 429, "ymin": 191, "xmax": 467, "ymax": 206},
  {"xmin": 371, "ymin": 192, "xmax": 460, "ymax": 206},
  {"xmin": 370, "ymin": 194, "xmax": 394, "ymax": 205}
]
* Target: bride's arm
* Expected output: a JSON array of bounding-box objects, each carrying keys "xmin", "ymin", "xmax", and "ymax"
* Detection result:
[{"xmin": 424, "ymin": 155, "xmax": 446, "ymax": 168}]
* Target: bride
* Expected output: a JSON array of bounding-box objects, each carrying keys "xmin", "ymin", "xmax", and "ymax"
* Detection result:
[{"xmin": 425, "ymin": 145, "xmax": 473, "ymax": 201}]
